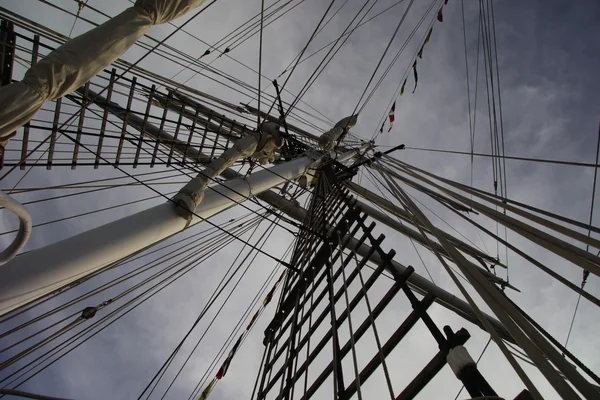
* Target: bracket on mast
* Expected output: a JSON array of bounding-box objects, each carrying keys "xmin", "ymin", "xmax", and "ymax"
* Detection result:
[{"xmin": 172, "ymin": 122, "xmax": 286, "ymax": 219}]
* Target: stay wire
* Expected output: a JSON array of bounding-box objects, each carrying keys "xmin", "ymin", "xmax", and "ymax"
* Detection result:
[
  {"xmin": 0, "ymin": 389, "xmax": 72, "ymax": 400},
  {"xmin": 0, "ymin": 223, "xmax": 244, "ymax": 389},
  {"xmin": 163, "ymin": 218, "xmax": 290, "ymax": 400},
  {"xmin": 403, "ymin": 146, "xmax": 600, "ymax": 170},
  {"xmin": 0, "ymin": 209, "xmax": 250, "ymax": 325},
  {"xmin": 0, "ymin": 215, "xmax": 256, "ymax": 339},
  {"xmin": 369, "ymin": 0, "xmax": 441, "ymax": 140},
  {"xmin": 0, "ymin": 220, "xmax": 251, "ymax": 373},
  {"xmin": 257, "ymin": 0, "xmax": 265, "ymax": 127},
  {"xmin": 263, "ymin": 0, "xmax": 339, "ymax": 118},
  {"xmin": 67, "ymin": 0, "xmax": 88, "ymax": 38},
  {"xmin": 453, "ymin": 336, "xmax": 493, "ymax": 400},
  {"xmin": 187, "ymin": 242, "xmax": 294, "ymax": 400},
  {"xmin": 285, "ymin": 0, "xmax": 380, "ymax": 118},
  {"xmin": 139, "ymin": 212, "xmax": 276, "ymax": 399},
  {"xmin": 155, "ymin": 218, "xmax": 279, "ymax": 397},
  {"xmin": 362, "ymin": 167, "xmax": 435, "ymax": 282},
  {"xmin": 353, "ymin": 0, "xmax": 416, "ymax": 116},
  {"xmin": 158, "ymin": 0, "xmax": 288, "ymax": 84},
  {"xmin": 362, "ymin": 0, "xmax": 437, "ymax": 127},
  {"xmin": 461, "ymin": 0, "xmax": 474, "ymax": 191},
  {"xmin": 564, "ymin": 123, "xmax": 600, "ymax": 350},
  {"xmin": 283, "ymin": 0, "xmax": 407, "ymax": 81},
  {"xmin": 277, "ymin": 0, "xmax": 350, "ymax": 80}
]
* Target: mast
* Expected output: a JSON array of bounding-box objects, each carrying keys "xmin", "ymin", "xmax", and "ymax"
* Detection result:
[{"xmin": 76, "ymin": 87, "xmax": 513, "ymax": 342}]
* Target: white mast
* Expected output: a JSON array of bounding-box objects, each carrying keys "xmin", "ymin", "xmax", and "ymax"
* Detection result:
[{"xmin": 0, "ymin": 143, "xmax": 367, "ymax": 316}]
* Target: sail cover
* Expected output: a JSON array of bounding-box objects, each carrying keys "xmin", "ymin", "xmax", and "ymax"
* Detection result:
[{"xmin": 0, "ymin": 0, "xmax": 207, "ymax": 139}]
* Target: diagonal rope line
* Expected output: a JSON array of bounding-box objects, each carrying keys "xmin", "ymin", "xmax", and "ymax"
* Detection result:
[{"xmin": 352, "ymin": 0, "xmax": 415, "ymax": 116}]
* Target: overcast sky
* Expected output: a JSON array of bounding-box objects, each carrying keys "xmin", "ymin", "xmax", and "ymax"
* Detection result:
[{"xmin": 1, "ymin": 0, "xmax": 600, "ymax": 399}]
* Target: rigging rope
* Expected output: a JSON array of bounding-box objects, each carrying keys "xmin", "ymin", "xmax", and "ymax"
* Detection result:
[
  {"xmin": 186, "ymin": 243, "xmax": 294, "ymax": 400},
  {"xmin": 138, "ymin": 211, "xmax": 280, "ymax": 399},
  {"xmin": 564, "ymin": 122, "xmax": 600, "ymax": 350},
  {"xmin": 256, "ymin": 0, "xmax": 265, "ymax": 128},
  {"xmin": 0, "ymin": 218, "xmax": 258, "ymax": 371},
  {"xmin": 285, "ymin": 0, "xmax": 381, "ymax": 119},
  {"xmin": 352, "ymin": 0, "xmax": 416, "ymax": 116},
  {"xmin": 0, "ymin": 220, "xmax": 251, "ymax": 389}
]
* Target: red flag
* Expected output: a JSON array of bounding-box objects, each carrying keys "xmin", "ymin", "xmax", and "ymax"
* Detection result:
[
  {"xmin": 246, "ymin": 310, "xmax": 260, "ymax": 330},
  {"xmin": 216, "ymin": 335, "xmax": 243, "ymax": 379},
  {"xmin": 387, "ymin": 102, "xmax": 396, "ymax": 132},
  {"xmin": 276, "ymin": 270, "xmax": 286, "ymax": 284},
  {"xmin": 444, "ymin": 0, "xmax": 449, "ymax": 4},
  {"xmin": 437, "ymin": 8, "xmax": 443, "ymax": 22}
]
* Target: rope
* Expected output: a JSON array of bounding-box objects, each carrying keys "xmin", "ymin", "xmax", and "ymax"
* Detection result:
[
  {"xmin": 352, "ymin": 0, "xmax": 416, "ymax": 116},
  {"xmin": 285, "ymin": 0, "xmax": 380, "ymax": 118},
  {"xmin": 0, "ymin": 389, "xmax": 72, "ymax": 400},
  {"xmin": 257, "ymin": 0, "xmax": 265, "ymax": 127},
  {"xmin": 453, "ymin": 336, "xmax": 493, "ymax": 400}
]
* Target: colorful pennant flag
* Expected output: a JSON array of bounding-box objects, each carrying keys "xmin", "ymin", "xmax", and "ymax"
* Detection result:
[
  {"xmin": 246, "ymin": 310, "xmax": 261, "ymax": 330},
  {"xmin": 437, "ymin": 8, "xmax": 443, "ymax": 22},
  {"xmin": 216, "ymin": 336, "xmax": 243, "ymax": 379},
  {"xmin": 400, "ymin": 77, "xmax": 407, "ymax": 96},
  {"xmin": 387, "ymin": 101, "xmax": 396, "ymax": 132},
  {"xmin": 412, "ymin": 60, "xmax": 419, "ymax": 93},
  {"xmin": 198, "ymin": 379, "xmax": 216, "ymax": 400},
  {"xmin": 418, "ymin": 27, "xmax": 434, "ymax": 58},
  {"xmin": 263, "ymin": 287, "xmax": 276, "ymax": 306},
  {"xmin": 276, "ymin": 270, "xmax": 286, "ymax": 284},
  {"xmin": 194, "ymin": 269, "xmax": 288, "ymax": 398}
]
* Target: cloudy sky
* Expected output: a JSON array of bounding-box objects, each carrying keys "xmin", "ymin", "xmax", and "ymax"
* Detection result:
[{"xmin": 1, "ymin": 0, "xmax": 599, "ymax": 399}]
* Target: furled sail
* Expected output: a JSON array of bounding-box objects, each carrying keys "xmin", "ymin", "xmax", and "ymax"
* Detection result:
[{"xmin": 0, "ymin": 0, "xmax": 207, "ymax": 139}]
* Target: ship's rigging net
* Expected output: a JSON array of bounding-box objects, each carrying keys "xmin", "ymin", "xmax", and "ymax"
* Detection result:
[{"xmin": 255, "ymin": 168, "xmax": 498, "ymax": 400}]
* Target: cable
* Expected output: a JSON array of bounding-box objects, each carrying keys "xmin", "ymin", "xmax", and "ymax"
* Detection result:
[
  {"xmin": 285, "ymin": 0, "xmax": 380, "ymax": 118},
  {"xmin": 257, "ymin": 0, "xmax": 265, "ymax": 127},
  {"xmin": 0, "ymin": 222, "xmax": 246, "ymax": 388},
  {"xmin": 453, "ymin": 336, "xmax": 493, "ymax": 400},
  {"xmin": 0, "ymin": 220, "xmax": 256, "ymax": 373},
  {"xmin": 0, "ymin": 215, "xmax": 255, "ymax": 336},
  {"xmin": 0, "ymin": 389, "xmax": 72, "ymax": 400},
  {"xmin": 564, "ymin": 122, "xmax": 600, "ymax": 350},
  {"xmin": 404, "ymin": 145, "xmax": 600, "ymax": 169},
  {"xmin": 264, "ymin": 0, "xmax": 338, "ymax": 117},
  {"xmin": 67, "ymin": 0, "xmax": 87, "ymax": 38},
  {"xmin": 138, "ymin": 212, "xmax": 278, "ymax": 399},
  {"xmin": 362, "ymin": 168, "xmax": 436, "ymax": 282},
  {"xmin": 352, "ymin": 0, "xmax": 415, "ymax": 116}
]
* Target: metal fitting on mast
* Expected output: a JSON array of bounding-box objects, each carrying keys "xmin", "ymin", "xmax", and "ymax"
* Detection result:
[
  {"xmin": 172, "ymin": 121, "xmax": 285, "ymax": 219},
  {"xmin": 318, "ymin": 114, "xmax": 358, "ymax": 150}
]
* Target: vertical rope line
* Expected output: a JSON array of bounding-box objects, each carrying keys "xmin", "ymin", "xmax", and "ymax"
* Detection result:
[{"xmin": 257, "ymin": 0, "xmax": 265, "ymax": 127}]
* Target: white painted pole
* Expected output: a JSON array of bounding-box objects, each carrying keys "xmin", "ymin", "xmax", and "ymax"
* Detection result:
[{"xmin": 0, "ymin": 155, "xmax": 319, "ymax": 315}]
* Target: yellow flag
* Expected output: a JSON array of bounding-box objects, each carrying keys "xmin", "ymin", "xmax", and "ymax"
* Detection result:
[
  {"xmin": 198, "ymin": 379, "xmax": 216, "ymax": 400},
  {"xmin": 424, "ymin": 27, "xmax": 433, "ymax": 45}
]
